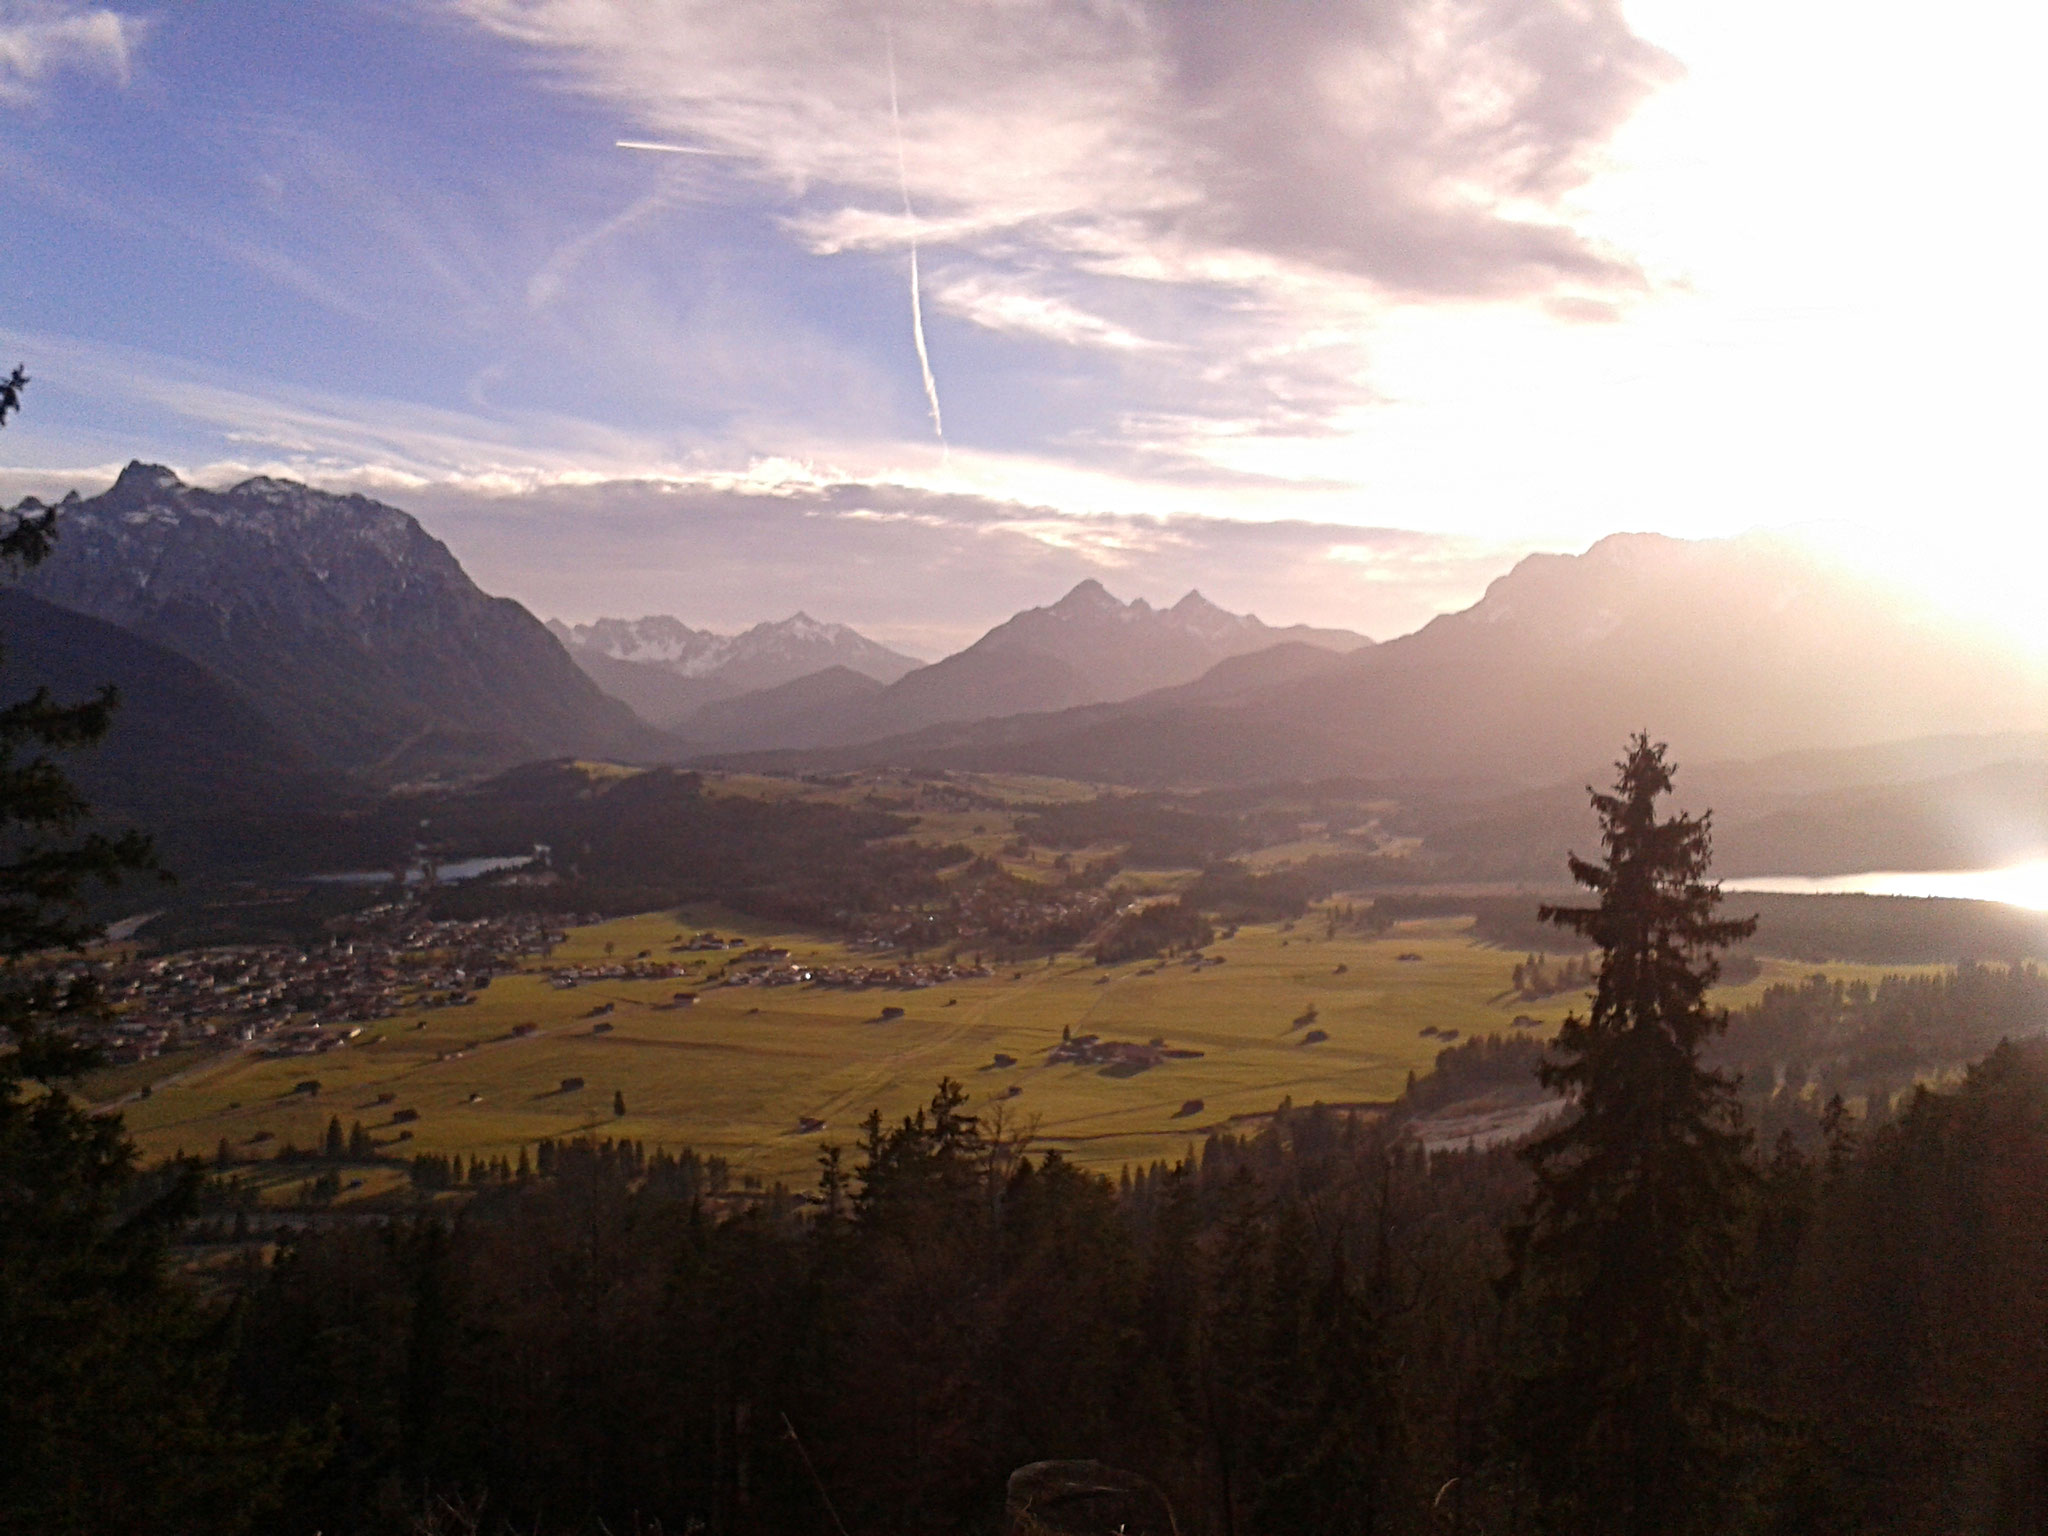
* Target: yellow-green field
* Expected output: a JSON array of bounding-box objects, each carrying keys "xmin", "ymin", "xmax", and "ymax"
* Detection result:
[{"xmin": 108, "ymin": 907, "xmax": 1916, "ymax": 1189}]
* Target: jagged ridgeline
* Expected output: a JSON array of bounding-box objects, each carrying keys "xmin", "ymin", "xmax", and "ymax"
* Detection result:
[
  {"xmin": 8, "ymin": 463, "xmax": 671, "ymax": 780},
  {"xmin": 548, "ymin": 611, "xmax": 923, "ymax": 732},
  {"xmin": 752, "ymin": 534, "xmax": 2048, "ymax": 785}
]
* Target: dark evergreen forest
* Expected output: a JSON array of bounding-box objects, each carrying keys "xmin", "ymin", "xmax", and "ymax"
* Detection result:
[{"xmin": 136, "ymin": 1039, "xmax": 2048, "ymax": 1536}]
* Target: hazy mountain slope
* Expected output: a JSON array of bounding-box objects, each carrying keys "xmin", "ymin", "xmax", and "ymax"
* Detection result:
[
  {"xmin": 677, "ymin": 666, "xmax": 887, "ymax": 751},
  {"xmin": 705, "ymin": 640, "xmax": 1365, "ymax": 771},
  {"xmin": 715, "ymin": 580, "xmax": 1373, "ymax": 750},
  {"xmin": 13, "ymin": 463, "xmax": 668, "ymax": 777},
  {"xmin": 0, "ymin": 589, "xmax": 348, "ymax": 871},
  {"xmin": 1421, "ymin": 736, "xmax": 2048, "ymax": 881},
  {"xmin": 761, "ymin": 534, "xmax": 2048, "ymax": 787},
  {"xmin": 1245, "ymin": 532, "xmax": 2047, "ymax": 783},
  {"xmin": 550, "ymin": 612, "xmax": 920, "ymax": 728},
  {"xmin": 1711, "ymin": 758, "xmax": 2048, "ymax": 876},
  {"xmin": 545, "ymin": 642, "xmax": 734, "ymax": 727}
]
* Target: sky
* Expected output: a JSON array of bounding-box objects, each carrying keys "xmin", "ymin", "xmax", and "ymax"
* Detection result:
[{"xmin": 0, "ymin": 0, "xmax": 2042, "ymax": 657}]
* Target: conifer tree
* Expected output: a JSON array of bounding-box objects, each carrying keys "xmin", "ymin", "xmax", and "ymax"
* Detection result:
[
  {"xmin": 0, "ymin": 373, "xmax": 292, "ymax": 1531},
  {"xmin": 1504, "ymin": 735, "xmax": 1757, "ymax": 1536}
]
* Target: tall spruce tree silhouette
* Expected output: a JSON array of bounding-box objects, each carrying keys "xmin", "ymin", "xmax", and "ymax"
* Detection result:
[{"xmin": 1505, "ymin": 734, "xmax": 1757, "ymax": 1536}]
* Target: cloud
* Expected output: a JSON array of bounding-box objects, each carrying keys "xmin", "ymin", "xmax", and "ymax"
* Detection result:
[
  {"xmin": 0, "ymin": 324, "xmax": 1558, "ymax": 658},
  {"xmin": 390, "ymin": 475, "xmax": 1531, "ymax": 657},
  {"xmin": 445, "ymin": 0, "xmax": 1676, "ymax": 477},
  {"xmin": 933, "ymin": 273, "xmax": 1163, "ymax": 353},
  {"xmin": 0, "ymin": 2, "xmax": 140, "ymax": 105},
  {"xmin": 451, "ymin": 0, "xmax": 1670, "ymax": 299},
  {"xmin": 526, "ymin": 186, "xmax": 681, "ymax": 309},
  {"xmin": 0, "ymin": 333, "xmax": 1534, "ymax": 656}
]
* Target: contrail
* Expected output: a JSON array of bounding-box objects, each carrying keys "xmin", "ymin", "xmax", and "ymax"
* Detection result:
[
  {"xmin": 616, "ymin": 139, "xmax": 729, "ymax": 156},
  {"xmin": 885, "ymin": 21, "xmax": 945, "ymax": 446}
]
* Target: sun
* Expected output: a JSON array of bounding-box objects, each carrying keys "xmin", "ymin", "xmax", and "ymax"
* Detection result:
[{"xmin": 1783, "ymin": 522, "xmax": 2048, "ymax": 663}]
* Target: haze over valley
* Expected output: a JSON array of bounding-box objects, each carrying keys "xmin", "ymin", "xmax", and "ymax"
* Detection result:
[{"xmin": 8, "ymin": 460, "xmax": 2042, "ymax": 902}]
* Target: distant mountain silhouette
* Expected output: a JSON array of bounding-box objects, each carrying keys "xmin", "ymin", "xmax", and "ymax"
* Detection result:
[
  {"xmin": 1419, "ymin": 733, "xmax": 2048, "ymax": 881},
  {"xmin": 688, "ymin": 580, "xmax": 1372, "ymax": 751},
  {"xmin": 678, "ymin": 666, "xmax": 886, "ymax": 751},
  {"xmin": 544, "ymin": 644, "xmax": 728, "ymax": 730},
  {"xmin": 549, "ymin": 612, "xmax": 920, "ymax": 729},
  {"xmin": 10, "ymin": 463, "xmax": 668, "ymax": 778},
  {"xmin": 742, "ymin": 534, "xmax": 2048, "ymax": 787},
  {"xmin": 0, "ymin": 588, "xmax": 347, "ymax": 872}
]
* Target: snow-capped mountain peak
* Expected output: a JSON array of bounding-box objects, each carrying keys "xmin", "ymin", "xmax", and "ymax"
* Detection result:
[{"xmin": 551, "ymin": 611, "xmax": 923, "ymax": 694}]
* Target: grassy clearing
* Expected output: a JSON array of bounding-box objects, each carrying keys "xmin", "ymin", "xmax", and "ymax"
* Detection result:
[{"xmin": 114, "ymin": 906, "xmax": 1912, "ymax": 1188}]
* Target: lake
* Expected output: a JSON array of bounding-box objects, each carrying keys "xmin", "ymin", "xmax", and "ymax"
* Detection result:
[
  {"xmin": 1723, "ymin": 859, "xmax": 2048, "ymax": 912},
  {"xmin": 308, "ymin": 855, "xmax": 535, "ymax": 886}
]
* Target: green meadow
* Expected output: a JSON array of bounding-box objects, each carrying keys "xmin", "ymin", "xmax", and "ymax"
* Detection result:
[{"xmin": 114, "ymin": 907, "xmax": 1912, "ymax": 1189}]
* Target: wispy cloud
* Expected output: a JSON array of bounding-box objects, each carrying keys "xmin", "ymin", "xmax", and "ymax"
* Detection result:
[
  {"xmin": 0, "ymin": 327, "xmax": 1537, "ymax": 654},
  {"xmin": 526, "ymin": 187, "xmax": 679, "ymax": 309},
  {"xmin": 447, "ymin": 0, "xmax": 1672, "ymax": 296},
  {"xmin": 0, "ymin": 2, "xmax": 140, "ymax": 105},
  {"xmin": 448, "ymin": 0, "xmax": 1674, "ymax": 474},
  {"xmin": 395, "ymin": 475, "xmax": 1531, "ymax": 656},
  {"xmin": 933, "ymin": 274, "xmax": 1163, "ymax": 353}
]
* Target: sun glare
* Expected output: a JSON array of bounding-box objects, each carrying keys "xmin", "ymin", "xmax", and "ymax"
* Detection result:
[
  {"xmin": 1726, "ymin": 861, "xmax": 2048, "ymax": 913},
  {"xmin": 1786, "ymin": 522, "xmax": 2048, "ymax": 660}
]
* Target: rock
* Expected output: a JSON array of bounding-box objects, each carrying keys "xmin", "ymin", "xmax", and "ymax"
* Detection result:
[{"xmin": 1005, "ymin": 1460, "xmax": 1178, "ymax": 1536}]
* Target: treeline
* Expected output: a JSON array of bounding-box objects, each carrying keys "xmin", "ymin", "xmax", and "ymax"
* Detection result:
[
  {"xmin": 407, "ymin": 1139, "xmax": 733, "ymax": 1197},
  {"xmin": 1013, "ymin": 794, "xmax": 1259, "ymax": 868},
  {"xmin": 145, "ymin": 762, "xmax": 968, "ymax": 946},
  {"xmin": 1093, "ymin": 897, "xmax": 1214, "ymax": 963},
  {"xmin": 152, "ymin": 1038, "xmax": 2048, "ymax": 1536},
  {"xmin": 415, "ymin": 764, "xmax": 964, "ymax": 929},
  {"xmin": 1012, "ymin": 783, "xmax": 1402, "ymax": 871},
  {"xmin": 1186, "ymin": 852, "xmax": 1404, "ymax": 922},
  {"xmin": 1510, "ymin": 951, "xmax": 1594, "ymax": 999},
  {"xmin": 1437, "ymin": 890, "xmax": 2048, "ymax": 966},
  {"xmin": 220, "ymin": 1088, "xmax": 1521, "ymax": 1536},
  {"xmin": 1716, "ymin": 961, "xmax": 2048, "ymax": 1113},
  {"xmin": 1392, "ymin": 1031, "xmax": 1549, "ymax": 1116}
]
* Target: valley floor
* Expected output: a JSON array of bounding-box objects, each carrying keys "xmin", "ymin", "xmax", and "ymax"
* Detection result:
[{"xmin": 113, "ymin": 909, "xmax": 1909, "ymax": 1189}]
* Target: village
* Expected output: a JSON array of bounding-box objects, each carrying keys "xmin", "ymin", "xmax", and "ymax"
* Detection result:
[
  {"xmin": 717, "ymin": 950, "xmax": 995, "ymax": 991},
  {"xmin": 539, "ymin": 935, "xmax": 993, "ymax": 993},
  {"xmin": 1045, "ymin": 1030, "xmax": 1207, "ymax": 1072},
  {"xmin": 69, "ymin": 904, "xmax": 1020, "ymax": 1069},
  {"xmin": 844, "ymin": 866, "xmax": 1124, "ymax": 957},
  {"xmin": 76, "ymin": 906, "xmax": 577, "ymax": 1064}
]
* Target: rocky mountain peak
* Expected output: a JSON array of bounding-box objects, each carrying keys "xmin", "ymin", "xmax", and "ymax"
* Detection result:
[
  {"xmin": 11, "ymin": 467, "xmax": 663, "ymax": 776},
  {"xmin": 227, "ymin": 474, "xmax": 324, "ymax": 504},
  {"xmin": 106, "ymin": 461, "xmax": 187, "ymax": 502},
  {"xmin": 1049, "ymin": 578, "xmax": 1122, "ymax": 615},
  {"xmin": 1167, "ymin": 588, "xmax": 1258, "ymax": 639},
  {"xmin": 553, "ymin": 610, "xmax": 922, "ymax": 702}
]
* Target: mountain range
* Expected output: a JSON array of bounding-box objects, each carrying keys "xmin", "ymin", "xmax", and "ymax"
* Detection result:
[
  {"xmin": 725, "ymin": 533, "xmax": 2048, "ymax": 790},
  {"xmin": 547, "ymin": 613, "xmax": 920, "ymax": 730},
  {"xmin": 7, "ymin": 464, "xmax": 2047, "ymax": 887},
  {"xmin": 665, "ymin": 580, "xmax": 1374, "ymax": 751},
  {"xmin": 12, "ymin": 463, "xmax": 666, "ymax": 780}
]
